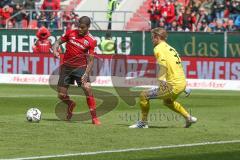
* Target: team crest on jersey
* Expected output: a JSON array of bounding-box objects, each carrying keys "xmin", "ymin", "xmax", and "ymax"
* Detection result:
[{"xmin": 84, "ymin": 40, "xmax": 89, "ymax": 46}]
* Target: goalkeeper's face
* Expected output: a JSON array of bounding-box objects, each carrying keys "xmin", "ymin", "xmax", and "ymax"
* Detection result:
[
  {"xmin": 78, "ymin": 23, "xmax": 89, "ymax": 36},
  {"xmin": 151, "ymin": 34, "xmax": 160, "ymax": 47}
]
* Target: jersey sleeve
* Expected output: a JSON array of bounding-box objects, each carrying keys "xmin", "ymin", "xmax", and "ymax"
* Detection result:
[
  {"xmin": 60, "ymin": 30, "xmax": 71, "ymax": 42},
  {"xmin": 89, "ymin": 39, "xmax": 97, "ymax": 55}
]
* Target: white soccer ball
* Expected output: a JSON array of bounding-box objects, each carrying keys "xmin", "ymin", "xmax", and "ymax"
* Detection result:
[{"xmin": 26, "ymin": 108, "xmax": 41, "ymax": 122}]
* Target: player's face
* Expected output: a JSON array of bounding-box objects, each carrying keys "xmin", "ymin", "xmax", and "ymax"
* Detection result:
[
  {"xmin": 78, "ymin": 23, "xmax": 89, "ymax": 36},
  {"xmin": 151, "ymin": 34, "xmax": 160, "ymax": 47}
]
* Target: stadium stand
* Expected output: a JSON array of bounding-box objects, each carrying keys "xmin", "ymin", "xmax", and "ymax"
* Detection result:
[
  {"xmin": 1, "ymin": 0, "xmax": 83, "ymax": 29},
  {"xmin": 1, "ymin": 0, "xmax": 239, "ymax": 31},
  {"xmin": 126, "ymin": 0, "xmax": 240, "ymax": 31}
]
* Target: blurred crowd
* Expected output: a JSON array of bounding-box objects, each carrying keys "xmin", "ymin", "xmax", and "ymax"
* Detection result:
[
  {"xmin": 1, "ymin": 0, "xmax": 240, "ymax": 32},
  {"xmin": 148, "ymin": 0, "xmax": 240, "ymax": 32},
  {"xmin": 0, "ymin": 0, "xmax": 78, "ymax": 30}
]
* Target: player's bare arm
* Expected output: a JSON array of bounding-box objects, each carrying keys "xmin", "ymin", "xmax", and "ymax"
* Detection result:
[
  {"xmin": 82, "ymin": 54, "xmax": 94, "ymax": 84},
  {"xmin": 52, "ymin": 38, "xmax": 65, "ymax": 59}
]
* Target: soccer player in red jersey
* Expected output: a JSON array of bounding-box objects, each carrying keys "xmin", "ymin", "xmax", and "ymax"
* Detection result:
[{"xmin": 52, "ymin": 16, "xmax": 100, "ymax": 125}]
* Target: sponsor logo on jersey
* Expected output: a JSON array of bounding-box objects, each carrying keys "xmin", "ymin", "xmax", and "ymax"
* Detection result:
[{"xmin": 70, "ymin": 39, "xmax": 86, "ymax": 50}]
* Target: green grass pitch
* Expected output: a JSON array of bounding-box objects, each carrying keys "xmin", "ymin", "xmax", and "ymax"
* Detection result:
[{"xmin": 0, "ymin": 84, "xmax": 240, "ymax": 160}]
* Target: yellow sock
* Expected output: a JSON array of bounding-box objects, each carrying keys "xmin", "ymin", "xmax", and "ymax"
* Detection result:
[
  {"xmin": 140, "ymin": 92, "xmax": 150, "ymax": 122},
  {"xmin": 164, "ymin": 100, "xmax": 189, "ymax": 118}
]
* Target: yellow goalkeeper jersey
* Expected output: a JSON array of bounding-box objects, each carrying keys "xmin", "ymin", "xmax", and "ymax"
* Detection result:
[{"xmin": 154, "ymin": 41, "xmax": 186, "ymax": 93}]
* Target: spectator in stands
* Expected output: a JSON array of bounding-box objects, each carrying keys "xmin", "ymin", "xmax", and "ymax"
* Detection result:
[
  {"xmin": 195, "ymin": 7, "xmax": 209, "ymax": 31},
  {"xmin": 161, "ymin": 0, "xmax": 176, "ymax": 30},
  {"xmin": 13, "ymin": 3, "xmax": 26, "ymax": 28},
  {"xmin": 173, "ymin": 1, "xmax": 183, "ymax": 15},
  {"xmin": 148, "ymin": 0, "xmax": 161, "ymax": 29},
  {"xmin": 198, "ymin": 19, "xmax": 212, "ymax": 32},
  {"xmin": 191, "ymin": 0, "xmax": 202, "ymax": 13},
  {"xmin": 34, "ymin": 0, "xmax": 43, "ymax": 17},
  {"xmin": 0, "ymin": 5, "xmax": 13, "ymax": 28},
  {"xmin": 176, "ymin": 6, "xmax": 184, "ymax": 28},
  {"xmin": 234, "ymin": 16, "xmax": 240, "ymax": 29},
  {"xmin": 41, "ymin": 0, "xmax": 60, "ymax": 13},
  {"xmin": 169, "ymin": 20, "xmax": 178, "ymax": 31},
  {"xmin": 183, "ymin": 0, "xmax": 190, "ymax": 6},
  {"xmin": 62, "ymin": 11, "xmax": 72, "ymax": 30},
  {"xmin": 212, "ymin": 0, "xmax": 225, "ymax": 20},
  {"xmin": 159, "ymin": 18, "xmax": 167, "ymax": 29},
  {"xmin": 62, "ymin": 11, "xmax": 80, "ymax": 31},
  {"xmin": 12, "ymin": 0, "xmax": 24, "ymax": 4},
  {"xmin": 24, "ymin": 0, "xmax": 36, "ymax": 28},
  {"xmin": 39, "ymin": 0, "xmax": 60, "ymax": 29},
  {"xmin": 100, "ymin": 32, "xmax": 116, "ymax": 54},
  {"xmin": 201, "ymin": 0, "xmax": 214, "ymax": 21},
  {"xmin": 228, "ymin": 0, "xmax": 240, "ymax": 21},
  {"xmin": 107, "ymin": 0, "xmax": 119, "ymax": 30},
  {"xmin": 212, "ymin": 19, "xmax": 225, "ymax": 32},
  {"xmin": 181, "ymin": 7, "xmax": 196, "ymax": 31},
  {"xmin": 0, "ymin": 0, "xmax": 12, "ymax": 8},
  {"xmin": 70, "ymin": 11, "xmax": 79, "ymax": 28},
  {"xmin": 225, "ymin": 18, "xmax": 237, "ymax": 31},
  {"xmin": 32, "ymin": 26, "xmax": 52, "ymax": 53}
]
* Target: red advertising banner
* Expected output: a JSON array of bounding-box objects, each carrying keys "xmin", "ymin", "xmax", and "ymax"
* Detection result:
[
  {"xmin": 0, "ymin": 53, "xmax": 61, "ymax": 75},
  {"xmin": 0, "ymin": 53, "xmax": 239, "ymax": 80},
  {"xmin": 182, "ymin": 57, "xmax": 240, "ymax": 80}
]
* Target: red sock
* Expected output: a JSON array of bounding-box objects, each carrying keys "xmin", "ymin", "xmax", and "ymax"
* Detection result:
[
  {"xmin": 60, "ymin": 95, "xmax": 74, "ymax": 106},
  {"xmin": 87, "ymin": 96, "xmax": 97, "ymax": 119}
]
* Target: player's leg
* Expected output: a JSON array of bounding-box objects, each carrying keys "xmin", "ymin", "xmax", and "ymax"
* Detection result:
[
  {"xmin": 140, "ymin": 82, "xmax": 173, "ymax": 121},
  {"xmin": 57, "ymin": 65, "xmax": 76, "ymax": 120},
  {"xmin": 129, "ymin": 87, "xmax": 164, "ymax": 128},
  {"xmin": 129, "ymin": 90, "xmax": 149, "ymax": 128},
  {"xmin": 129, "ymin": 81, "xmax": 173, "ymax": 128},
  {"xmin": 163, "ymin": 98, "xmax": 189, "ymax": 118},
  {"xmin": 163, "ymin": 98, "xmax": 197, "ymax": 128},
  {"xmin": 81, "ymin": 82, "xmax": 101, "ymax": 125},
  {"xmin": 57, "ymin": 86, "xmax": 76, "ymax": 120},
  {"xmin": 73, "ymin": 66, "xmax": 100, "ymax": 125}
]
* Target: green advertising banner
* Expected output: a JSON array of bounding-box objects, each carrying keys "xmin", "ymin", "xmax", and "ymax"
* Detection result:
[
  {"xmin": 0, "ymin": 29, "xmax": 63, "ymax": 53},
  {"xmin": 91, "ymin": 30, "xmax": 143, "ymax": 55},
  {"xmin": 227, "ymin": 32, "xmax": 240, "ymax": 58},
  {"xmin": 0, "ymin": 29, "xmax": 143, "ymax": 55},
  {"xmin": 145, "ymin": 32, "xmax": 225, "ymax": 57},
  {"xmin": 0, "ymin": 29, "xmax": 239, "ymax": 57}
]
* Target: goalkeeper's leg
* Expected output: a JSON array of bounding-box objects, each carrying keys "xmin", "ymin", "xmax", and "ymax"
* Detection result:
[
  {"xmin": 129, "ymin": 85, "xmax": 170, "ymax": 128},
  {"xmin": 163, "ymin": 99, "xmax": 189, "ymax": 118},
  {"xmin": 129, "ymin": 91, "xmax": 150, "ymax": 128},
  {"xmin": 140, "ymin": 91, "xmax": 150, "ymax": 122},
  {"xmin": 163, "ymin": 99, "xmax": 197, "ymax": 128}
]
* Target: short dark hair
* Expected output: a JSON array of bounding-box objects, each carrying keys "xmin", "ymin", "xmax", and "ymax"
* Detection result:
[{"xmin": 78, "ymin": 16, "xmax": 91, "ymax": 26}]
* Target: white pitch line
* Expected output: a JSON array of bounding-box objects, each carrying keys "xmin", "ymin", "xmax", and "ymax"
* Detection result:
[
  {"xmin": 0, "ymin": 95, "xmax": 88, "ymax": 98},
  {"xmin": 2, "ymin": 140, "xmax": 240, "ymax": 160},
  {"xmin": 0, "ymin": 95, "xmax": 56, "ymax": 98}
]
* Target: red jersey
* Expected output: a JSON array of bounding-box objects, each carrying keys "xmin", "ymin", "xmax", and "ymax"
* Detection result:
[
  {"xmin": 33, "ymin": 39, "xmax": 52, "ymax": 53},
  {"xmin": 41, "ymin": 0, "xmax": 60, "ymax": 10},
  {"xmin": 61, "ymin": 30, "xmax": 97, "ymax": 67}
]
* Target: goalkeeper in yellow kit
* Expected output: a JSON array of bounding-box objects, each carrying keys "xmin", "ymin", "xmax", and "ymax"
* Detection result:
[{"xmin": 129, "ymin": 28, "xmax": 197, "ymax": 128}]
